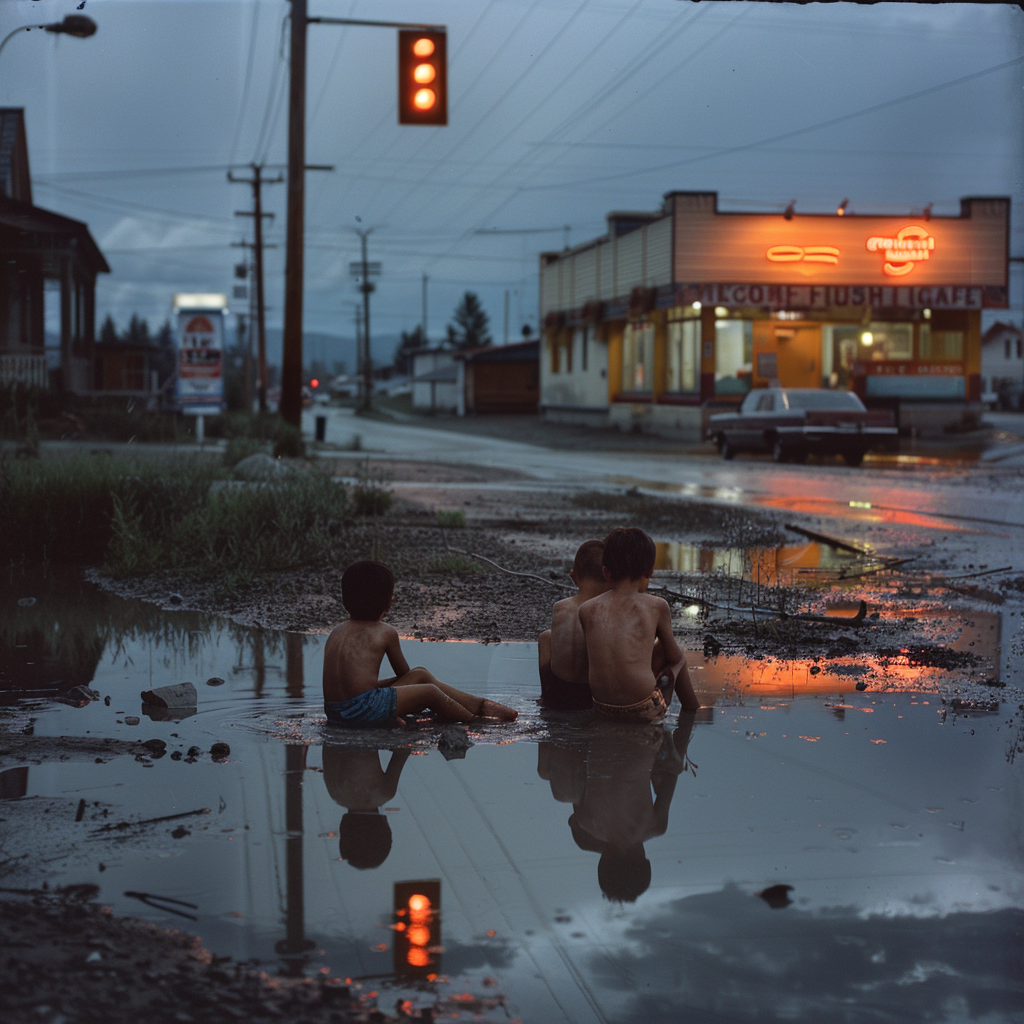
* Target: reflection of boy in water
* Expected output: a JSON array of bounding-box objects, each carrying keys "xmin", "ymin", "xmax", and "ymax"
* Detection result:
[
  {"xmin": 323, "ymin": 746, "xmax": 411, "ymax": 870},
  {"xmin": 538, "ymin": 714, "xmax": 696, "ymax": 901}
]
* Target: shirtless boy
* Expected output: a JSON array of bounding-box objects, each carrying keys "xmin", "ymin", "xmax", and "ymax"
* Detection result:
[
  {"xmin": 578, "ymin": 527, "xmax": 700, "ymax": 722},
  {"xmin": 538, "ymin": 540, "xmax": 610, "ymax": 710},
  {"xmin": 323, "ymin": 560, "xmax": 518, "ymax": 726}
]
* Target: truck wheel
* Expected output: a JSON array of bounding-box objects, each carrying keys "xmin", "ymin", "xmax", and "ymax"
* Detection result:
[
  {"xmin": 720, "ymin": 438, "xmax": 736, "ymax": 460},
  {"xmin": 771, "ymin": 437, "xmax": 788, "ymax": 463},
  {"xmin": 842, "ymin": 449, "xmax": 865, "ymax": 467}
]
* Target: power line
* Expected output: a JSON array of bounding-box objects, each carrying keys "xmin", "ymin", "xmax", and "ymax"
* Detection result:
[
  {"xmin": 229, "ymin": 0, "xmax": 262, "ymax": 167},
  {"xmin": 528, "ymin": 52, "xmax": 1024, "ymax": 193}
]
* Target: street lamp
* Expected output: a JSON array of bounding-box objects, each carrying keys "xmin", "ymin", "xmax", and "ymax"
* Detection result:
[{"xmin": 0, "ymin": 15, "xmax": 98, "ymax": 63}]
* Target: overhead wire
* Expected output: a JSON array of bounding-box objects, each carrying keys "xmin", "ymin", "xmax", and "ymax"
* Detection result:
[
  {"xmin": 525, "ymin": 51, "xmax": 1024, "ymax": 193},
  {"xmin": 228, "ymin": 0, "xmax": 262, "ymax": 167}
]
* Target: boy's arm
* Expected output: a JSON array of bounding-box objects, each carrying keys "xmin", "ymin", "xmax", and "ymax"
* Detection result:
[
  {"xmin": 383, "ymin": 627, "xmax": 411, "ymax": 680},
  {"xmin": 655, "ymin": 599, "xmax": 700, "ymax": 711}
]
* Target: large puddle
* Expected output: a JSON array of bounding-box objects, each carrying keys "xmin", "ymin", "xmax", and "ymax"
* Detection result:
[{"xmin": 3, "ymin": 572, "xmax": 1023, "ymax": 1022}]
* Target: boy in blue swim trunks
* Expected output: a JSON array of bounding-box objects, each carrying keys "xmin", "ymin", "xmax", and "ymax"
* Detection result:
[{"xmin": 323, "ymin": 560, "xmax": 518, "ymax": 727}]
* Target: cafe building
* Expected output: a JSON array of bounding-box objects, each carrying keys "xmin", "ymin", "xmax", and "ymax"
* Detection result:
[{"xmin": 539, "ymin": 191, "xmax": 1010, "ymax": 437}]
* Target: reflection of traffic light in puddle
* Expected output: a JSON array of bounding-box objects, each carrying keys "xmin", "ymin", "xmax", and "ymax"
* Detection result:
[{"xmin": 393, "ymin": 880, "xmax": 441, "ymax": 977}]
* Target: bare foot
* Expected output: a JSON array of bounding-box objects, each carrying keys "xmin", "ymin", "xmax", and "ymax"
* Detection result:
[{"xmin": 479, "ymin": 699, "xmax": 518, "ymax": 722}]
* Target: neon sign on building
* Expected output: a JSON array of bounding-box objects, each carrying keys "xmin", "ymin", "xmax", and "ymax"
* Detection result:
[
  {"xmin": 866, "ymin": 225, "xmax": 934, "ymax": 277},
  {"xmin": 766, "ymin": 245, "xmax": 840, "ymax": 265}
]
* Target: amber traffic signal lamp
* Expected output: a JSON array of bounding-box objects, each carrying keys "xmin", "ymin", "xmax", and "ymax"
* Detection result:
[{"xmin": 398, "ymin": 30, "xmax": 447, "ymax": 125}]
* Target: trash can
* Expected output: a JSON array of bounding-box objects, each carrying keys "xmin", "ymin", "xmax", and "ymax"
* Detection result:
[{"xmin": 315, "ymin": 415, "xmax": 327, "ymax": 442}]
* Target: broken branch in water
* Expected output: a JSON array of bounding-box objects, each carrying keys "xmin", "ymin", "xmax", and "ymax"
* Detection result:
[
  {"xmin": 90, "ymin": 807, "xmax": 211, "ymax": 834},
  {"xmin": 443, "ymin": 541, "xmax": 575, "ymax": 590},
  {"xmin": 784, "ymin": 523, "xmax": 867, "ymax": 555}
]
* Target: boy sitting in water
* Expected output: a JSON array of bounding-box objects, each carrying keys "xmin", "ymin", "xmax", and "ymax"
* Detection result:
[
  {"xmin": 538, "ymin": 539, "xmax": 610, "ymax": 711},
  {"xmin": 578, "ymin": 527, "xmax": 700, "ymax": 722},
  {"xmin": 323, "ymin": 560, "xmax": 518, "ymax": 726}
]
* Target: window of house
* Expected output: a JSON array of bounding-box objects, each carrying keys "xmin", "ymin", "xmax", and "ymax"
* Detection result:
[
  {"xmin": 714, "ymin": 319, "xmax": 753, "ymax": 396},
  {"xmin": 549, "ymin": 337, "xmax": 559, "ymax": 373},
  {"xmin": 1007, "ymin": 338, "xmax": 1012, "ymax": 360},
  {"xmin": 666, "ymin": 318, "xmax": 699, "ymax": 392},
  {"xmin": 622, "ymin": 321, "xmax": 654, "ymax": 393}
]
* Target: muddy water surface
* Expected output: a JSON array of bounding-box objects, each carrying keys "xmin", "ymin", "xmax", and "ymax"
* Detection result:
[{"xmin": 2, "ymin": 576, "xmax": 1023, "ymax": 1023}]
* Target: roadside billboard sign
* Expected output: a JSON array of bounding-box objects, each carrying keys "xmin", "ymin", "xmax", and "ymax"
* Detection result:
[{"xmin": 174, "ymin": 295, "xmax": 226, "ymax": 414}]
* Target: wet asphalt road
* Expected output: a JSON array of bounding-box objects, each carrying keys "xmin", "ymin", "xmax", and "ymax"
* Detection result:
[{"xmin": 304, "ymin": 405, "xmax": 1024, "ymax": 534}]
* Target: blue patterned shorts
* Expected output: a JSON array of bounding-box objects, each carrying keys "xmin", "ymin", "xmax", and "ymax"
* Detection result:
[{"xmin": 324, "ymin": 687, "xmax": 399, "ymax": 726}]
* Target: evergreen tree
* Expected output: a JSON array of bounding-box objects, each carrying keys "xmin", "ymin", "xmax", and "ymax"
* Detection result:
[
  {"xmin": 154, "ymin": 319, "xmax": 176, "ymax": 386},
  {"xmin": 393, "ymin": 324, "xmax": 426, "ymax": 374},
  {"xmin": 99, "ymin": 314, "xmax": 118, "ymax": 345},
  {"xmin": 124, "ymin": 314, "xmax": 151, "ymax": 347},
  {"xmin": 446, "ymin": 292, "xmax": 491, "ymax": 350}
]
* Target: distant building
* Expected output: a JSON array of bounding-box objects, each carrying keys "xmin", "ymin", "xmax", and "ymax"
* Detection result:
[
  {"xmin": 539, "ymin": 191, "xmax": 1010, "ymax": 438},
  {"xmin": 455, "ymin": 339, "xmax": 539, "ymax": 415},
  {"xmin": 411, "ymin": 347, "xmax": 459, "ymax": 413},
  {"xmin": 0, "ymin": 108, "xmax": 109, "ymax": 392},
  {"xmin": 981, "ymin": 320, "xmax": 1022, "ymax": 408}
]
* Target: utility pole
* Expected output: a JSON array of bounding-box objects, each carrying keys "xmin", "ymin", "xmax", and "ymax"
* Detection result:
[
  {"xmin": 229, "ymin": 163, "xmax": 282, "ymax": 413},
  {"xmin": 356, "ymin": 228, "xmax": 374, "ymax": 413},
  {"xmin": 282, "ymin": 0, "xmax": 308, "ymax": 428},
  {"xmin": 422, "ymin": 273, "xmax": 428, "ymax": 344}
]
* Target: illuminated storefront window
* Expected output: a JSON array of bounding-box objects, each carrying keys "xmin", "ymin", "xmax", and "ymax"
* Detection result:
[
  {"xmin": 919, "ymin": 324, "xmax": 963, "ymax": 360},
  {"xmin": 623, "ymin": 321, "xmax": 654, "ymax": 393},
  {"xmin": 714, "ymin": 319, "xmax": 752, "ymax": 395},
  {"xmin": 666, "ymin": 318, "xmax": 700, "ymax": 393}
]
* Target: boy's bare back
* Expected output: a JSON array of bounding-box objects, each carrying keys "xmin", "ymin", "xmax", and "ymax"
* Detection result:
[
  {"xmin": 579, "ymin": 589, "xmax": 677, "ymax": 706},
  {"xmin": 549, "ymin": 593, "xmax": 590, "ymax": 684},
  {"xmin": 323, "ymin": 619, "xmax": 404, "ymax": 703}
]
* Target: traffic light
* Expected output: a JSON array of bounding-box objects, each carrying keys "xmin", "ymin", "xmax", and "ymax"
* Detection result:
[{"xmin": 398, "ymin": 30, "xmax": 447, "ymax": 126}]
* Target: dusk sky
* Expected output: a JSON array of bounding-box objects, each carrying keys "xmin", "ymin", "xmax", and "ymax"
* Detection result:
[{"xmin": 4, "ymin": 0, "xmax": 1023, "ymax": 363}]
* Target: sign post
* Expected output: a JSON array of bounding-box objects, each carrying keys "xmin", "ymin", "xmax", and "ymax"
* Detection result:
[{"xmin": 173, "ymin": 294, "xmax": 227, "ymax": 441}]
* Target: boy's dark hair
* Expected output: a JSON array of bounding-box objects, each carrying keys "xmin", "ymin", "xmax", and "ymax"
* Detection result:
[
  {"xmin": 341, "ymin": 561, "xmax": 394, "ymax": 621},
  {"xmin": 572, "ymin": 540, "xmax": 605, "ymax": 583},
  {"xmin": 602, "ymin": 527, "xmax": 656, "ymax": 582},
  {"xmin": 338, "ymin": 813, "xmax": 393, "ymax": 870},
  {"xmin": 597, "ymin": 847, "xmax": 651, "ymax": 902}
]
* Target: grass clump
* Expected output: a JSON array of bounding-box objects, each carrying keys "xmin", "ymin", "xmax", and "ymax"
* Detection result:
[
  {"xmin": 351, "ymin": 461, "xmax": 393, "ymax": 517},
  {"xmin": 435, "ymin": 509, "xmax": 465, "ymax": 529},
  {"xmin": 1, "ymin": 454, "xmax": 357, "ymax": 578}
]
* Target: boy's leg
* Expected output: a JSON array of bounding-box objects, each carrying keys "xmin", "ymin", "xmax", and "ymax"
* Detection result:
[
  {"xmin": 394, "ymin": 682, "xmax": 475, "ymax": 722},
  {"xmin": 673, "ymin": 661, "xmax": 700, "ymax": 712},
  {"xmin": 394, "ymin": 667, "xmax": 517, "ymax": 721}
]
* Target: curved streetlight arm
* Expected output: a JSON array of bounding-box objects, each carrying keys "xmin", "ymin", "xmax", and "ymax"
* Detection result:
[{"xmin": 0, "ymin": 16, "xmax": 97, "ymax": 64}]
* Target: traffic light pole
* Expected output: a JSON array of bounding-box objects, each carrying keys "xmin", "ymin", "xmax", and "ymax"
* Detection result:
[{"xmin": 280, "ymin": 5, "xmax": 445, "ymax": 428}]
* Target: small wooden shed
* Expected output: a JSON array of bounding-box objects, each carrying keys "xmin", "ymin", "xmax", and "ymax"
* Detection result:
[{"xmin": 456, "ymin": 339, "xmax": 539, "ymax": 414}]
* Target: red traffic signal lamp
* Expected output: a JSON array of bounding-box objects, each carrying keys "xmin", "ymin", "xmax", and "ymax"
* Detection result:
[{"xmin": 398, "ymin": 30, "xmax": 447, "ymax": 125}]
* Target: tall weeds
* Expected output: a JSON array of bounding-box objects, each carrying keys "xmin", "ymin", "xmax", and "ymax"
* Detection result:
[{"xmin": 1, "ymin": 455, "xmax": 355, "ymax": 577}]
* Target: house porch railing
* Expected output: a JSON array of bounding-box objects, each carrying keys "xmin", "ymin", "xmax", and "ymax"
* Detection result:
[{"xmin": 0, "ymin": 354, "xmax": 48, "ymax": 388}]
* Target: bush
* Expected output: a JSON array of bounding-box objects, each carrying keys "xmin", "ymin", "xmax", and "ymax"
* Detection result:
[
  {"xmin": 223, "ymin": 436, "xmax": 268, "ymax": 468},
  {"xmin": 272, "ymin": 421, "xmax": 306, "ymax": 459}
]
